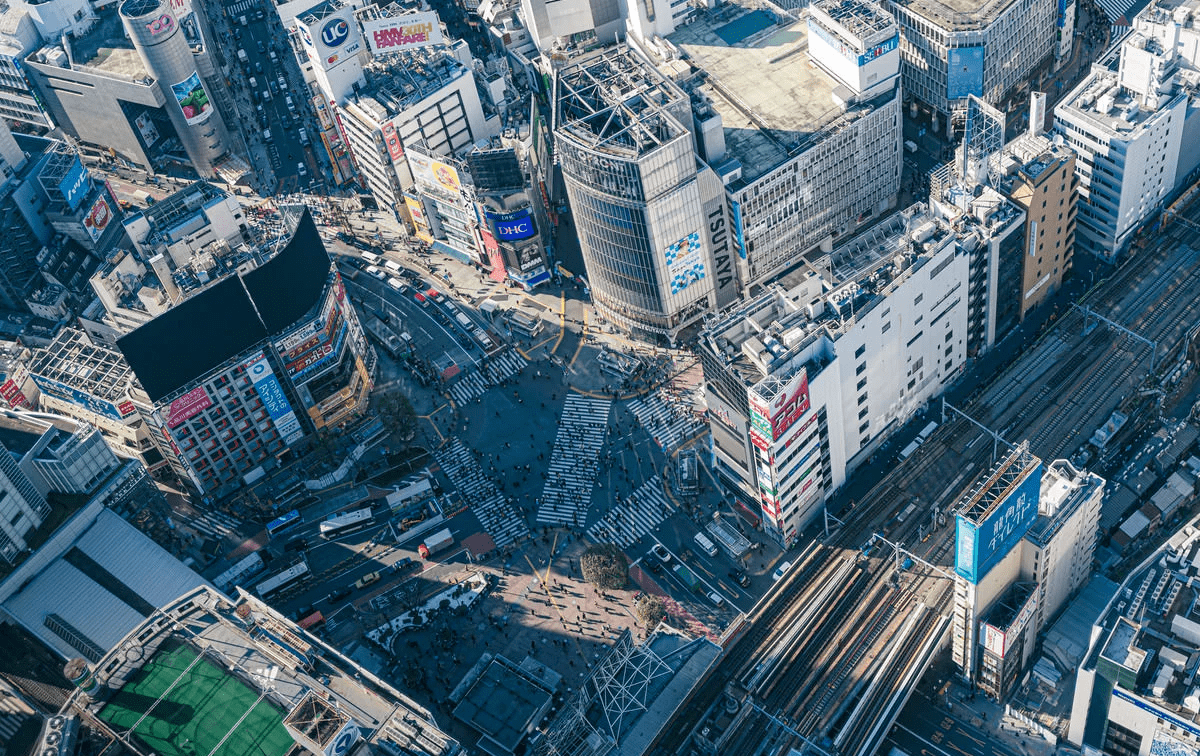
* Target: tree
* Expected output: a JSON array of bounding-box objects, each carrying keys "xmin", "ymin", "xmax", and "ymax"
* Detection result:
[
  {"xmin": 634, "ymin": 594, "xmax": 666, "ymax": 631},
  {"xmin": 580, "ymin": 543, "xmax": 628, "ymax": 591}
]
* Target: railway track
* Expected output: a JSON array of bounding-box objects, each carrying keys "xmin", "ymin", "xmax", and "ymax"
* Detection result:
[{"xmin": 653, "ymin": 217, "xmax": 1200, "ymax": 756}]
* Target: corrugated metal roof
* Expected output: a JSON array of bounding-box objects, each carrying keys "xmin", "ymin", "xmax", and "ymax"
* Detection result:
[{"xmin": 1, "ymin": 510, "xmax": 209, "ymax": 659}]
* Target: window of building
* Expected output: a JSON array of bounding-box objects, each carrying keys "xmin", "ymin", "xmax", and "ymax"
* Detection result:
[
  {"xmin": 858, "ymin": 392, "xmax": 868, "ymax": 405},
  {"xmin": 858, "ymin": 421, "xmax": 870, "ymax": 434},
  {"xmin": 855, "ymin": 344, "xmax": 866, "ymax": 358},
  {"xmin": 857, "ymin": 377, "xmax": 867, "ymax": 391},
  {"xmin": 855, "ymin": 362, "xmax": 866, "ymax": 376},
  {"xmin": 858, "ymin": 407, "xmax": 869, "ymax": 420}
]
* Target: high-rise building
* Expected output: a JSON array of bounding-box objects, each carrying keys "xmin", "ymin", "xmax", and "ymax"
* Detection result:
[
  {"xmin": 117, "ymin": 210, "xmax": 374, "ymax": 496},
  {"xmin": 885, "ymin": 0, "xmax": 1060, "ymax": 120},
  {"xmin": 0, "ymin": 0, "xmax": 97, "ymax": 128},
  {"xmin": 554, "ymin": 48, "xmax": 727, "ymax": 342},
  {"xmin": 630, "ymin": 0, "xmax": 904, "ymax": 293},
  {"xmin": 519, "ymin": 0, "xmax": 623, "ymax": 52},
  {"xmin": 0, "ymin": 433, "xmax": 50, "ymax": 563},
  {"xmin": 468, "ymin": 138, "xmax": 553, "ymax": 288},
  {"xmin": 22, "ymin": 0, "xmax": 232, "ymax": 177},
  {"xmin": 26, "ymin": 328, "xmax": 166, "ymax": 472},
  {"xmin": 1068, "ymin": 515, "xmax": 1200, "ymax": 755},
  {"xmin": 698, "ymin": 205, "xmax": 973, "ymax": 546},
  {"xmin": 950, "ymin": 451, "xmax": 1102, "ymax": 700},
  {"xmin": 336, "ymin": 42, "xmax": 496, "ymax": 225},
  {"xmin": 1054, "ymin": 1, "xmax": 1200, "ymax": 260},
  {"xmin": 991, "ymin": 131, "xmax": 1078, "ymax": 320},
  {"xmin": 0, "ymin": 122, "xmax": 45, "ymax": 312}
]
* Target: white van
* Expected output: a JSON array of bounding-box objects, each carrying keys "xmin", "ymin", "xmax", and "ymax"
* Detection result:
[{"xmin": 693, "ymin": 532, "xmax": 718, "ymax": 557}]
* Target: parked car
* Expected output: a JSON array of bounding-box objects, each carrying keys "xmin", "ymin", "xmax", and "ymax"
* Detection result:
[{"xmin": 729, "ymin": 569, "xmax": 751, "ymax": 588}]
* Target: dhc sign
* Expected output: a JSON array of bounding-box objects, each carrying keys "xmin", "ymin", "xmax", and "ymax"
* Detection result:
[{"xmin": 488, "ymin": 209, "xmax": 536, "ymax": 242}]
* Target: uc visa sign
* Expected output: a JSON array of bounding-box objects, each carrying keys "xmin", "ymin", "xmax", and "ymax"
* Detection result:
[
  {"xmin": 321, "ymin": 17, "xmax": 350, "ymax": 49},
  {"xmin": 486, "ymin": 208, "xmax": 537, "ymax": 242}
]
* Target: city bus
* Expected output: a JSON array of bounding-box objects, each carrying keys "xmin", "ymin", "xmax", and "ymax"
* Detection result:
[
  {"xmin": 266, "ymin": 509, "xmax": 302, "ymax": 539},
  {"xmin": 319, "ymin": 507, "xmax": 375, "ymax": 538},
  {"xmin": 255, "ymin": 559, "xmax": 309, "ymax": 597}
]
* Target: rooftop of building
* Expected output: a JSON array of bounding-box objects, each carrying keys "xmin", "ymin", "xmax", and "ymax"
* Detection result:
[
  {"xmin": 956, "ymin": 443, "xmax": 1041, "ymax": 525},
  {"xmin": 554, "ymin": 46, "xmax": 691, "ymax": 158},
  {"xmin": 698, "ymin": 204, "xmax": 959, "ymax": 391},
  {"xmin": 536, "ymin": 628, "xmax": 721, "ymax": 756},
  {"xmin": 117, "ymin": 209, "xmax": 333, "ymax": 402},
  {"xmin": 350, "ymin": 46, "xmax": 468, "ymax": 119},
  {"xmin": 989, "ymin": 131, "xmax": 1075, "ymax": 196},
  {"xmin": 1080, "ymin": 513, "xmax": 1200, "ymax": 731},
  {"xmin": 887, "ymin": 0, "xmax": 1024, "ymax": 31},
  {"xmin": 661, "ymin": 0, "xmax": 886, "ymax": 184},
  {"xmin": 132, "ymin": 181, "xmax": 230, "ymax": 239},
  {"xmin": 0, "ymin": 502, "xmax": 210, "ymax": 661},
  {"xmin": 1025, "ymin": 459, "xmax": 1105, "ymax": 547},
  {"xmin": 66, "ymin": 585, "xmax": 457, "ymax": 756},
  {"xmin": 452, "ymin": 654, "xmax": 557, "ymax": 753},
  {"xmin": 28, "ymin": 327, "xmax": 135, "ymax": 403},
  {"xmin": 61, "ymin": 8, "xmax": 150, "ymax": 82}
]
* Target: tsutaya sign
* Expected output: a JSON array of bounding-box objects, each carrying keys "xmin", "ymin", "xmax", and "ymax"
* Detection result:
[{"xmin": 361, "ymin": 12, "xmax": 444, "ymax": 55}]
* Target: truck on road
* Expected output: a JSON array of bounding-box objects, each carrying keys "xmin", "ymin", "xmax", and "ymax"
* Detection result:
[
  {"xmin": 673, "ymin": 563, "xmax": 701, "ymax": 592},
  {"xmin": 418, "ymin": 528, "xmax": 454, "ymax": 558}
]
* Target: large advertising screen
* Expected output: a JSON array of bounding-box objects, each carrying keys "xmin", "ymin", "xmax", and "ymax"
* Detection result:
[
  {"xmin": 166, "ymin": 385, "xmax": 212, "ymax": 428},
  {"xmin": 275, "ymin": 288, "xmax": 347, "ymax": 383},
  {"xmin": 31, "ymin": 373, "xmax": 124, "ymax": 422},
  {"xmin": 245, "ymin": 352, "xmax": 304, "ymax": 443},
  {"xmin": 58, "ymin": 156, "xmax": 90, "ymax": 211},
  {"xmin": 947, "ymin": 46, "xmax": 985, "ymax": 100},
  {"xmin": 362, "ymin": 12, "xmax": 443, "ymax": 56},
  {"xmin": 171, "ymin": 72, "xmax": 212, "ymax": 125},
  {"xmin": 487, "ymin": 209, "xmax": 537, "ymax": 243},
  {"xmin": 82, "ymin": 194, "xmax": 114, "ymax": 242},
  {"xmin": 408, "ymin": 151, "xmax": 462, "ymax": 199},
  {"xmin": 663, "ymin": 232, "xmax": 705, "ymax": 295},
  {"xmin": 955, "ymin": 462, "xmax": 1042, "ymax": 583}
]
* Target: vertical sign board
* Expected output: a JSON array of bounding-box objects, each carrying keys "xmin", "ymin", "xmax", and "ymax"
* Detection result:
[
  {"xmin": 955, "ymin": 462, "xmax": 1043, "ymax": 583},
  {"xmin": 244, "ymin": 352, "xmax": 304, "ymax": 443},
  {"xmin": 981, "ymin": 623, "xmax": 1007, "ymax": 657},
  {"xmin": 769, "ymin": 370, "xmax": 810, "ymax": 442},
  {"xmin": 58, "ymin": 156, "xmax": 90, "ymax": 210},
  {"xmin": 748, "ymin": 393, "xmax": 771, "ymax": 451}
]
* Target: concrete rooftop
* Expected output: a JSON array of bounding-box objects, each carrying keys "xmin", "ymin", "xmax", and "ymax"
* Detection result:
[
  {"xmin": 667, "ymin": 3, "xmax": 842, "ymax": 183},
  {"xmin": 889, "ymin": 0, "xmax": 1022, "ymax": 30}
]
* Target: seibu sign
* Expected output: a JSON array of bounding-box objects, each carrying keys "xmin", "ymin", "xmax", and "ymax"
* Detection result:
[{"xmin": 362, "ymin": 12, "xmax": 444, "ymax": 55}]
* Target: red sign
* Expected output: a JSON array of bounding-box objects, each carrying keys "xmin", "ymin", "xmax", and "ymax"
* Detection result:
[
  {"xmin": 145, "ymin": 13, "xmax": 174, "ymax": 35},
  {"xmin": 117, "ymin": 400, "xmax": 137, "ymax": 417},
  {"xmin": 167, "ymin": 386, "xmax": 212, "ymax": 428},
  {"xmin": 769, "ymin": 371, "xmax": 810, "ymax": 441},
  {"xmin": 382, "ymin": 123, "xmax": 403, "ymax": 161},
  {"xmin": 481, "ymin": 229, "xmax": 507, "ymax": 282}
]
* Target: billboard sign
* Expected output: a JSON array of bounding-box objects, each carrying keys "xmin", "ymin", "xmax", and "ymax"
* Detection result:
[
  {"xmin": 117, "ymin": 400, "xmax": 137, "ymax": 417},
  {"xmin": 663, "ymin": 232, "xmax": 705, "ymax": 295},
  {"xmin": 166, "ymin": 386, "xmax": 212, "ymax": 428},
  {"xmin": 763, "ymin": 374, "xmax": 811, "ymax": 444},
  {"xmin": 748, "ymin": 394, "xmax": 771, "ymax": 451},
  {"xmin": 947, "ymin": 46, "xmax": 985, "ymax": 100},
  {"xmin": 134, "ymin": 112, "xmax": 160, "ymax": 146},
  {"xmin": 58, "ymin": 156, "xmax": 90, "ymax": 210},
  {"xmin": 487, "ymin": 209, "xmax": 537, "ymax": 242},
  {"xmin": 981, "ymin": 623, "xmax": 1007, "ymax": 657},
  {"xmin": 362, "ymin": 13, "xmax": 443, "ymax": 55},
  {"xmin": 82, "ymin": 194, "xmax": 114, "ymax": 242},
  {"xmin": 171, "ymin": 72, "xmax": 212, "ymax": 125},
  {"xmin": 955, "ymin": 462, "xmax": 1042, "ymax": 583},
  {"xmin": 245, "ymin": 352, "xmax": 304, "ymax": 443},
  {"xmin": 408, "ymin": 151, "xmax": 461, "ymax": 199},
  {"xmin": 382, "ymin": 122, "xmax": 403, "ymax": 161},
  {"xmin": 31, "ymin": 374, "xmax": 124, "ymax": 422}
]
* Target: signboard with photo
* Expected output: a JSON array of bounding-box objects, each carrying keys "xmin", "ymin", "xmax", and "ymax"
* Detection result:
[{"xmin": 171, "ymin": 72, "xmax": 212, "ymax": 125}]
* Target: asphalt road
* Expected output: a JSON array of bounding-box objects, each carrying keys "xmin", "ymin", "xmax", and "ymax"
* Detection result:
[
  {"xmin": 884, "ymin": 692, "xmax": 1023, "ymax": 756},
  {"xmin": 210, "ymin": 1, "xmax": 319, "ymax": 192}
]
